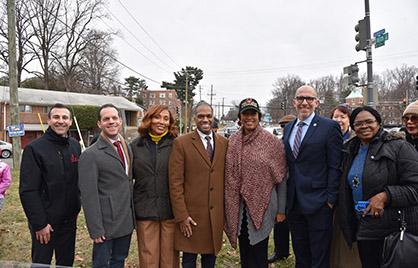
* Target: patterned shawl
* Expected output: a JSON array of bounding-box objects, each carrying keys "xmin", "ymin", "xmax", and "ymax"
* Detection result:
[{"xmin": 224, "ymin": 125, "xmax": 287, "ymax": 248}]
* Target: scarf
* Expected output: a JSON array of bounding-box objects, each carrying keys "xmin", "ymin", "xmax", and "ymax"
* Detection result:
[
  {"xmin": 224, "ymin": 125, "xmax": 287, "ymax": 248},
  {"xmin": 149, "ymin": 130, "xmax": 168, "ymax": 144}
]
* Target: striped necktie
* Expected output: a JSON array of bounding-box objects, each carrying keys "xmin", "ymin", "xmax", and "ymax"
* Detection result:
[
  {"xmin": 205, "ymin": 136, "xmax": 213, "ymax": 161},
  {"xmin": 292, "ymin": 122, "xmax": 305, "ymax": 158}
]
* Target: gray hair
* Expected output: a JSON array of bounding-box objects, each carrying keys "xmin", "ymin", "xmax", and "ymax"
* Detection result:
[{"xmin": 192, "ymin": 100, "xmax": 213, "ymax": 116}]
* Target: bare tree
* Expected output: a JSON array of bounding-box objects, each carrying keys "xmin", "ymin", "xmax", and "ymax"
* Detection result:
[
  {"xmin": 0, "ymin": 0, "xmax": 36, "ymax": 86},
  {"xmin": 267, "ymin": 75, "xmax": 304, "ymax": 122},
  {"xmin": 78, "ymin": 30, "xmax": 120, "ymax": 94},
  {"xmin": 24, "ymin": 0, "xmax": 64, "ymax": 90},
  {"xmin": 51, "ymin": 0, "xmax": 105, "ymax": 92},
  {"xmin": 379, "ymin": 65, "xmax": 418, "ymax": 102},
  {"xmin": 309, "ymin": 75, "xmax": 339, "ymax": 116}
]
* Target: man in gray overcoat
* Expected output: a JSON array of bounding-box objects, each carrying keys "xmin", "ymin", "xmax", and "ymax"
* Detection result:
[{"xmin": 78, "ymin": 103, "xmax": 134, "ymax": 268}]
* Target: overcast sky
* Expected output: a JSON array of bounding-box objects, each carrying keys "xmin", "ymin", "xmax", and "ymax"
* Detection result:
[{"xmin": 104, "ymin": 0, "xmax": 418, "ymax": 109}]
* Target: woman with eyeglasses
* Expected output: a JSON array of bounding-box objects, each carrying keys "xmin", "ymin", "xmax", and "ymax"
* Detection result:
[
  {"xmin": 401, "ymin": 100, "xmax": 418, "ymax": 151},
  {"xmin": 337, "ymin": 106, "xmax": 418, "ymax": 268}
]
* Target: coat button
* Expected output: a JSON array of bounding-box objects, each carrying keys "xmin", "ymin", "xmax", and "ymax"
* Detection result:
[
  {"xmin": 210, "ymin": 206, "xmax": 214, "ymax": 210},
  {"xmin": 210, "ymin": 187, "xmax": 214, "ymax": 191},
  {"xmin": 371, "ymin": 155, "xmax": 375, "ymax": 159}
]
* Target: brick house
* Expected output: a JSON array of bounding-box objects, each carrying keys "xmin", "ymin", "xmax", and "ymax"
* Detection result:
[
  {"xmin": 0, "ymin": 86, "xmax": 144, "ymax": 148},
  {"xmin": 140, "ymin": 89, "xmax": 181, "ymax": 116}
]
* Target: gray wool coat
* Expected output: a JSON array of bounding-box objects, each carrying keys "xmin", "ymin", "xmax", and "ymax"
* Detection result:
[{"xmin": 78, "ymin": 134, "xmax": 135, "ymax": 240}]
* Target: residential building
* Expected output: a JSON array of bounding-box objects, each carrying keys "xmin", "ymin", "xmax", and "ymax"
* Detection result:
[
  {"xmin": 0, "ymin": 86, "xmax": 144, "ymax": 148},
  {"xmin": 140, "ymin": 89, "xmax": 181, "ymax": 116}
]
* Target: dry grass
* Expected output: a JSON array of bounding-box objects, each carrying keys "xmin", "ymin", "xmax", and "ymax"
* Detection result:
[{"xmin": 0, "ymin": 171, "xmax": 294, "ymax": 267}]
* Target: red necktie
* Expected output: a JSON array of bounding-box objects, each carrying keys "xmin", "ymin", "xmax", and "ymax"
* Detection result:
[{"xmin": 113, "ymin": 141, "xmax": 126, "ymax": 169}]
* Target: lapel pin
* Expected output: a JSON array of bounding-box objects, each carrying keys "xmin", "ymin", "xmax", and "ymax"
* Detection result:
[{"xmin": 313, "ymin": 123, "xmax": 317, "ymax": 127}]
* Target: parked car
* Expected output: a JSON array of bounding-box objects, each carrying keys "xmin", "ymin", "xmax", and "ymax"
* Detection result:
[
  {"xmin": 0, "ymin": 140, "xmax": 12, "ymax": 158},
  {"xmin": 223, "ymin": 126, "xmax": 239, "ymax": 138}
]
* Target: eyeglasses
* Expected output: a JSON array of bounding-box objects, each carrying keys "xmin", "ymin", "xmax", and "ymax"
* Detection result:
[
  {"xmin": 402, "ymin": 115, "xmax": 418, "ymax": 124},
  {"xmin": 294, "ymin": 96, "xmax": 316, "ymax": 104},
  {"xmin": 353, "ymin": 119, "xmax": 377, "ymax": 128}
]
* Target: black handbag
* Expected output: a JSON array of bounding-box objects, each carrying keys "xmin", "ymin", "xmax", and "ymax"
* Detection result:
[{"xmin": 381, "ymin": 210, "xmax": 418, "ymax": 268}]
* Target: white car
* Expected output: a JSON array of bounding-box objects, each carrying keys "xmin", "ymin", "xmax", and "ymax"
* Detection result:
[{"xmin": 0, "ymin": 140, "xmax": 12, "ymax": 158}]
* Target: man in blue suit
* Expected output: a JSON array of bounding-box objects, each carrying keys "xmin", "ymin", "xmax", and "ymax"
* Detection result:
[{"xmin": 283, "ymin": 85, "xmax": 342, "ymax": 268}]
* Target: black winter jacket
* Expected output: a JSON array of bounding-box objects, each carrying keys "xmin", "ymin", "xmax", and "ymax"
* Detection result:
[
  {"xmin": 131, "ymin": 134, "xmax": 174, "ymax": 221},
  {"xmin": 19, "ymin": 127, "xmax": 81, "ymax": 231},
  {"xmin": 337, "ymin": 129, "xmax": 418, "ymax": 246}
]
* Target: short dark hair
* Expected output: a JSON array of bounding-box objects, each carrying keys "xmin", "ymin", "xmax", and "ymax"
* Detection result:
[
  {"xmin": 98, "ymin": 103, "xmax": 121, "ymax": 120},
  {"xmin": 350, "ymin": 106, "xmax": 382, "ymax": 129},
  {"xmin": 48, "ymin": 103, "xmax": 72, "ymax": 119},
  {"xmin": 330, "ymin": 104, "xmax": 352, "ymax": 119},
  {"xmin": 192, "ymin": 101, "xmax": 213, "ymax": 116}
]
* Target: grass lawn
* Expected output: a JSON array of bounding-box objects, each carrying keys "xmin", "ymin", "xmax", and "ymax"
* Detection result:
[{"xmin": 0, "ymin": 170, "xmax": 295, "ymax": 267}]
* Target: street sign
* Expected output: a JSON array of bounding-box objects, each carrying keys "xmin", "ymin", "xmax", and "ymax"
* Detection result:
[
  {"xmin": 7, "ymin": 124, "xmax": 25, "ymax": 137},
  {"xmin": 374, "ymin": 29, "xmax": 389, "ymax": 48},
  {"xmin": 373, "ymin": 28, "xmax": 385, "ymax": 37}
]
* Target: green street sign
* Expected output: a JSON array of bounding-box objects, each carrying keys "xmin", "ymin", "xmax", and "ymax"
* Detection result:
[{"xmin": 375, "ymin": 32, "xmax": 389, "ymax": 48}]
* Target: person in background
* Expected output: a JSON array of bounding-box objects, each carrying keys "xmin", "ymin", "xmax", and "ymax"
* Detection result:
[
  {"xmin": 20, "ymin": 103, "xmax": 81, "ymax": 267},
  {"xmin": 337, "ymin": 106, "xmax": 418, "ymax": 268},
  {"xmin": 169, "ymin": 101, "xmax": 228, "ymax": 268},
  {"xmin": 225, "ymin": 98, "xmax": 287, "ymax": 268},
  {"xmin": 78, "ymin": 104, "xmax": 135, "ymax": 268},
  {"xmin": 401, "ymin": 100, "xmax": 418, "ymax": 150},
  {"xmin": 330, "ymin": 104, "xmax": 361, "ymax": 268},
  {"xmin": 268, "ymin": 114, "xmax": 295, "ymax": 264},
  {"xmin": 283, "ymin": 85, "xmax": 343, "ymax": 268},
  {"xmin": 131, "ymin": 105, "xmax": 179, "ymax": 268},
  {"xmin": 0, "ymin": 160, "xmax": 11, "ymax": 211},
  {"xmin": 331, "ymin": 104, "xmax": 355, "ymax": 142}
]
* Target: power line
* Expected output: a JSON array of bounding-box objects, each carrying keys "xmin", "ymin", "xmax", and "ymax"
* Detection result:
[
  {"xmin": 99, "ymin": 17, "xmax": 171, "ymax": 73},
  {"xmin": 41, "ymin": 3, "xmax": 161, "ymax": 85},
  {"xmin": 117, "ymin": 0, "xmax": 179, "ymax": 68},
  {"xmin": 104, "ymin": 5, "xmax": 175, "ymax": 72}
]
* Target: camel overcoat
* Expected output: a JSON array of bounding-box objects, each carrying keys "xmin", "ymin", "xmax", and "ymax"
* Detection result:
[{"xmin": 169, "ymin": 130, "xmax": 228, "ymax": 255}]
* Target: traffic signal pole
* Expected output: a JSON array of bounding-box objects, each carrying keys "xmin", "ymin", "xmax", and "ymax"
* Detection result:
[{"xmin": 364, "ymin": 0, "xmax": 375, "ymax": 107}]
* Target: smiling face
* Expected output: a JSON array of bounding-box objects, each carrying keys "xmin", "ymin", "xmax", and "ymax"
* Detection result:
[
  {"xmin": 403, "ymin": 113, "xmax": 418, "ymax": 138},
  {"xmin": 47, "ymin": 108, "xmax": 72, "ymax": 137},
  {"xmin": 97, "ymin": 107, "xmax": 121, "ymax": 139},
  {"xmin": 332, "ymin": 108, "xmax": 350, "ymax": 134},
  {"xmin": 150, "ymin": 109, "xmax": 170, "ymax": 136},
  {"xmin": 240, "ymin": 109, "xmax": 259, "ymax": 134},
  {"xmin": 353, "ymin": 111, "xmax": 380, "ymax": 144},
  {"xmin": 293, "ymin": 86, "xmax": 319, "ymax": 120},
  {"xmin": 194, "ymin": 104, "xmax": 213, "ymax": 135}
]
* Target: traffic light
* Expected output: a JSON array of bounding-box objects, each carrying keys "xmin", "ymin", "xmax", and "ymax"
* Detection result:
[
  {"xmin": 343, "ymin": 64, "xmax": 360, "ymax": 86},
  {"xmin": 416, "ymin": 75, "xmax": 418, "ymax": 90},
  {"xmin": 355, "ymin": 19, "xmax": 368, "ymax": 51},
  {"xmin": 280, "ymin": 102, "xmax": 285, "ymax": 110}
]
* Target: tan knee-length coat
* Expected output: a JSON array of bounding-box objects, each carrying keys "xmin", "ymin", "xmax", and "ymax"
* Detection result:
[{"xmin": 169, "ymin": 130, "xmax": 228, "ymax": 255}]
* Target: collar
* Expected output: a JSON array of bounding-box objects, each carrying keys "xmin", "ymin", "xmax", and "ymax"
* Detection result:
[
  {"xmin": 197, "ymin": 128, "xmax": 213, "ymax": 140},
  {"xmin": 149, "ymin": 130, "xmax": 168, "ymax": 144},
  {"xmin": 296, "ymin": 112, "xmax": 315, "ymax": 126},
  {"xmin": 45, "ymin": 127, "xmax": 69, "ymax": 145}
]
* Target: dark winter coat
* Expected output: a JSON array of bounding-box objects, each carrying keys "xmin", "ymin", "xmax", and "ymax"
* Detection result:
[
  {"xmin": 20, "ymin": 127, "xmax": 81, "ymax": 231},
  {"xmin": 131, "ymin": 134, "xmax": 175, "ymax": 221},
  {"xmin": 337, "ymin": 129, "xmax": 418, "ymax": 247}
]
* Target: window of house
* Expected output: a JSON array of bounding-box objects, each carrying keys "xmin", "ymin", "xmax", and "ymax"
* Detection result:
[
  {"xmin": 160, "ymin": 100, "xmax": 166, "ymax": 105},
  {"xmin": 168, "ymin": 93, "xmax": 173, "ymax": 98},
  {"xmin": 149, "ymin": 100, "xmax": 154, "ymax": 105},
  {"xmin": 19, "ymin": 105, "xmax": 32, "ymax": 112},
  {"xmin": 150, "ymin": 93, "xmax": 155, "ymax": 98},
  {"xmin": 160, "ymin": 93, "xmax": 166, "ymax": 98},
  {"xmin": 43, "ymin": 106, "xmax": 50, "ymax": 113}
]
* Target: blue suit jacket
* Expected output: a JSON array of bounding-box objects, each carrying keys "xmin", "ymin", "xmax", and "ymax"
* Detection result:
[{"xmin": 284, "ymin": 114, "xmax": 343, "ymax": 214}]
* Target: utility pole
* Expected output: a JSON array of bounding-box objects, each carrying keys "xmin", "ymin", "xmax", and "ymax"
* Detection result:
[
  {"xmin": 8, "ymin": 0, "xmax": 22, "ymax": 169},
  {"xmin": 364, "ymin": 0, "xmax": 375, "ymax": 107},
  {"xmin": 184, "ymin": 75, "xmax": 188, "ymax": 133},
  {"xmin": 207, "ymin": 85, "xmax": 216, "ymax": 106},
  {"xmin": 221, "ymin": 97, "xmax": 225, "ymax": 119},
  {"xmin": 199, "ymin": 85, "xmax": 202, "ymax": 101}
]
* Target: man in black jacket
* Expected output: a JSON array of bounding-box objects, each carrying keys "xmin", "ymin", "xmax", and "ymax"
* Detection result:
[{"xmin": 20, "ymin": 103, "xmax": 81, "ymax": 267}]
